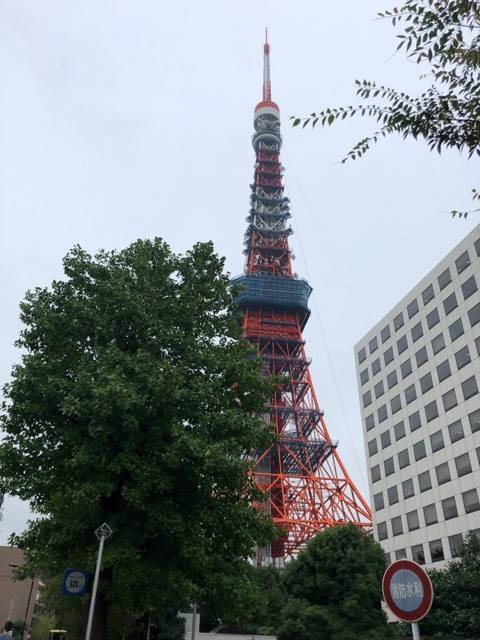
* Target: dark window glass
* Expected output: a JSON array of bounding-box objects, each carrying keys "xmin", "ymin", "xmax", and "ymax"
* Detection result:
[
  {"xmin": 360, "ymin": 368, "xmax": 369, "ymax": 385},
  {"xmin": 448, "ymin": 420, "xmax": 464, "ymax": 443},
  {"xmin": 475, "ymin": 238, "xmax": 480, "ymax": 257},
  {"xmin": 462, "ymin": 376, "xmax": 478, "ymax": 400},
  {"xmin": 378, "ymin": 404, "xmax": 388, "ymax": 423},
  {"xmin": 392, "ymin": 516, "xmax": 403, "ymax": 536},
  {"xmin": 388, "ymin": 485, "xmax": 399, "ymax": 506},
  {"xmin": 394, "ymin": 421, "xmax": 406, "ymax": 441},
  {"xmin": 394, "ymin": 312, "xmax": 404, "ymax": 331},
  {"xmin": 432, "ymin": 333, "xmax": 445, "ymax": 354},
  {"xmin": 420, "ymin": 372, "xmax": 433, "ymax": 393},
  {"xmin": 436, "ymin": 462, "xmax": 451, "ymax": 485},
  {"xmin": 407, "ymin": 299, "xmax": 419, "ymax": 319},
  {"xmin": 395, "ymin": 548, "xmax": 407, "ymax": 560},
  {"xmin": 416, "ymin": 346, "xmax": 428, "ymax": 367},
  {"xmin": 430, "ymin": 430, "xmax": 444, "ymax": 452},
  {"xmin": 369, "ymin": 336, "xmax": 378, "ymax": 354},
  {"xmin": 398, "ymin": 449, "xmax": 410, "ymax": 469},
  {"xmin": 430, "ymin": 539, "xmax": 445, "ymax": 562},
  {"xmin": 462, "ymin": 275, "xmax": 478, "ymax": 300},
  {"xmin": 397, "ymin": 335, "xmax": 408, "ymax": 355},
  {"xmin": 424, "ymin": 503, "xmax": 438, "ymax": 525},
  {"xmin": 374, "ymin": 492, "xmax": 384, "ymax": 510},
  {"xmin": 377, "ymin": 521, "xmax": 388, "ymax": 540},
  {"xmin": 438, "ymin": 268, "xmax": 452, "ymax": 291},
  {"xmin": 371, "ymin": 464, "xmax": 381, "ymax": 483},
  {"xmin": 450, "ymin": 318, "xmax": 465, "ymax": 341},
  {"xmin": 368, "ymin": 439, "xmax": 378, "ymax": 456},
  {"xmin": 425, "ymin": 400, "xmax": 439, "ymax": 422},
  {"xmin": 443, "ymin": 388, "xmax": 458, "ymax": 411},
  {"xmin": 444, "ymin": 292, "xmax": 458, "ymax": 315},
  {"xmin": 381, "ymin": 325, "xmax": 391, "ymax": 343},
  {"xmin": 358, "ymin": 347, "xmax": 366, "ymax": 364},
  {"xmin": 411, "ymin": 321, "xmax": 423, "ymax": 342},
  {"xmin": 418, "ymin": 470, "xmax": 432, "ymax": 492},
  {"xmin": 380, "ymin": 430, "xmax": 391, "ymax": 449},
  {"xmin": 463, "ymin": 489, "xmax": 480, "ymax": 513},
  {"xmin": 407, "ymin": 510, "xmax": 420, "ymax": 531},
  {"xmin": 409, "ymin": 411, "xmax": 421, "ymax": 432},
  {"xmin": 469, "ymin": 408, "xmax": 480, "ymax": 433},
  {"xmin": 442, "ymin": 496, "xmax": 458, "ymax": 520},
  {"xmin": 414, "ymin": 440, "xmax": 426, "ymax": 461},
  {"xmin": 401, "ymin": 359, "xmax": 412, "ymax": 379},
  {"xmin": 422, "ymin": 283, "xmax": 435, "ymax": 305},
  {"xmin": 374, "ymin": 380, "xmax": 384, "ymax": 399},
  {"xmin": 384, "ymin": 552, "xmax": 391, "ymax": 566},
  {"xmin": 469, "ymin": 302, "xmax": 480, "ymax": 327},
  {"xmin": 437, "ymin": 359, "xmax": 451, "ymax": 382},
  {"xmin": 412, "ymin": 544, "xmax": 425, "ymax": 565},
  {"xmin": 456, "ymin": 249, "xmax": 471, "ymax": 274},
  {"xmin": 402, "ymin": 478, "xmax": 415, "ymax": 499},
  {"xmin": 384, "ymin": 346, "xmax": 394, "ymax": 366},
  {"xmin": 455, "ymin": 345, "xmax": 471, "ymax": 369},
  {"xmin": 455, "ymin": 452, "xmax": 472, "ymax": 477},
  {"xmin": 391, "ymin": 394, "xmax": 402, "ymax": 414},
  {"xmin": 449, "ymin": 533, "xmax": 463, "ymax": 558},
  {"xmin": 384, "ymin": 457, "xmax": 395, "ymax": 476},
  {"xmin": 363, "ymin": 390, "xmax": 372, "ymax": 408},
  {"xmin": 405, "ymin": 384, "xmax": 417, "ymax": 404},
  {"xmin": 426, "ymin": 307, "xmax": 440, "ymax": 329},
  {"xmin": 372, "ymin": 358, "xmax": 381, "ymax": 375},
  {"xmin": 366, "ymin": 414, "xmax": 375, "ymax": 431},
  {"xmin": 476, "ymin": 336, "xmax": 480, "ymax": 356},
  {"xmin": 387, "ymin": 370, "xmax": 398, "ymax": 389}
]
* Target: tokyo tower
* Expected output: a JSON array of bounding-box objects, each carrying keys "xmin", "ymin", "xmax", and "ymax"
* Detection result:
[{"xmin": 233, "ymin": 34, "xmax": 372, "ymax": 564}]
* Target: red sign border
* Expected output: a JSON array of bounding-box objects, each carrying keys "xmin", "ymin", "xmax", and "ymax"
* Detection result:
[{"xmin": 382, "ymin": 559, "xmax": 433, "ymax": 622}]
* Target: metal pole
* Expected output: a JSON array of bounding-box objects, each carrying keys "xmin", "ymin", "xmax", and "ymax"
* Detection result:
[
  {"xmin": 85, "ymin": 524, "xmax": 112, "ymax": 640},
  {"xmin": 22, "ymin": 579, "xmax": 34, "ymax": 640},
  {"xmin": 191, "ymin": 601, "xmax": 197, "ymax": 640},
  {"xmin": 412, "ymin": 621, "xmax": 420, "ymax": 640}
]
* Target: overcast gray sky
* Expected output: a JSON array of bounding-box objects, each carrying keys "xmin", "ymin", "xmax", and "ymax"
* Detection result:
[{"xmin": 1, "ymin": 0, "xmax": 478, "ymax": 543}]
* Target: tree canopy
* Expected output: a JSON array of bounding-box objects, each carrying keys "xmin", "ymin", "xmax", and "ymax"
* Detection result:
[
  {"xmin": 293, "ymin": 0, "xmax": 480, "ymax": 216},
  {"xmin": 0, "ymin": 239, "xmax": 277, "ymax": 640}
]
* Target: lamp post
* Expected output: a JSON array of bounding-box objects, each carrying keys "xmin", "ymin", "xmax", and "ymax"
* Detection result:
[{"xmin": 8, "ymin": 564, "xmax": 35, "ymax": 640}]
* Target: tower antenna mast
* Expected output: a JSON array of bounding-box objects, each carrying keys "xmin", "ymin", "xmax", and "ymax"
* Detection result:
[{"xmin": 263, "ymin": 28, "xmax": 271, "ymax": 101}]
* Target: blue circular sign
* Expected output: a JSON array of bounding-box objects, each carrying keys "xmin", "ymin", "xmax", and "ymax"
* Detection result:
[{"xmin": 389, "ymin": 568, "xmax": 424, "ymax": 612}]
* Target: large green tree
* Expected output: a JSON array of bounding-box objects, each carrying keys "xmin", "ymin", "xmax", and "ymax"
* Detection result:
[
  {"xmin": 0, "ymin": 239, "xmax": 277, "ymax": 640},
  {"xmin": 277, "ymin": 524, "xmax": 391, "ymax": 640},
  {"xmin": 294, "ymin": 0, "xmax": 480, "ymax": 216}
]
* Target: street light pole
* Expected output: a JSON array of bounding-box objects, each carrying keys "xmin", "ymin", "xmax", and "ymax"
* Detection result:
[
  {"xmin": 85, "ymin": 523, "xmax": 112, "ymax": 640},
  {"xmin": 8, "ymin": 563, "xmax": 35, "ymax": 640}
]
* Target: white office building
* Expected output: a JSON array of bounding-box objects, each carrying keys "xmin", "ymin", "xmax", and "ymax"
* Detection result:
[{"xmin": 355, "ymin": 225, "xmax": 480, "ymax": 567}]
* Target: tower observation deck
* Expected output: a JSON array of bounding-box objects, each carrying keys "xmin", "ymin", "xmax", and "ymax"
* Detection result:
[{"xmin": 234, "ymin": 35, "xmax": 372, "ymax": 564}]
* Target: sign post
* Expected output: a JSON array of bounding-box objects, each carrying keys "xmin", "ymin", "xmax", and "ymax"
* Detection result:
[{"xmin": 382, "ymin": 559, "xmax": 433, "ymax": 640}]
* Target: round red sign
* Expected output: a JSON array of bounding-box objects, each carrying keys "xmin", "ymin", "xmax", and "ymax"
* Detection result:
[{"xmin": 382, "ymin": 559, "xmax": 433, "ymax": 622}]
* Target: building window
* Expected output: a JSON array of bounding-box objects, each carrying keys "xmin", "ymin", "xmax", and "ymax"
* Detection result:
[
  {"xmin": 377, "ymin": 521, "xmax": 388, "ymax": 540},
  {"xmin": 396, "ymin": 548, "xmax": 407, "ymax": 560},
  {"xmin": 384, "ymin": 552, "xmax": 391, "ymax": 565},
  {"xmin": 407, "ymin": 299, "xmax": 419, "ymax": 319},
  {"xmin": 387, "ymin": 370, "xmax": 398, "ymax": 389},
  {"xmin": 378, "ymin": 404, "xmax": 388, "ymax": 423},
  {"xmin": 455, "ymin": 452, "xmax": 472, "ymax": 477},
  {"xmin": 368, "ymin": 438, "xmax": 378, "ymax": 456},
  {"xmin": 462, "ymin": 275, "xmax": 478, "ymax": 300},
  {"xmin": 438, "ymin": 268, "xmax": 452, "ymax": 291},
  {"xmin": 384, "ymin": 457, "xmax": 395, "ymax": 476},
  {"xmin": 469, "ymin": 408, "xmax": 480, "ymax": 433},
  {"xmin": 372, "ymin": 358, "xmax": 381, "ymax": 376},
  {"xmin": 448, "ymin": 419, "xmax": 464, "ymax": 443},
  {"xmin": 413, "ymin": 440, "xmax": 427, "ymax": 461},
  {"xmin": 374, "ymin": 492, "xmax": 384, "ymax": 510},
  {"xmin": 422, "ymin": 283, "xmax": 435, "ymax": 305},
  {"xmin": 374, "ymin": 380, "xmax": 385, "ymax": 399},
  {"xmin": 455, "ymin": 346, "xmax": 471, "ymax": 369},
  {"xmin": 462, "ymin": 489, "xmax": 480, "ymax": 513},
  {"xmin": 450, "ymin": 318, "xmax": 465, "ymax": 341},
  {"xmin": 363, "ymin": 390, "xmax": 372, "ymax": 408},
  {"xmin": 407, "ymin": 510, "xmax": 420, "ymax": 531},
  {"xmin": 391, "ymin": 394, "xmax": 402, "ymax": 414},
  {"xmin": 437, "ymin": 359, "xmax": 451, "ymax": 382},
  {"xmin": 384, "ymin": 346, "xmax": 394, "ymax": 365},
  {"xmin": 468, "ymin": 302, "xmax": 480, "ymax": 327},
  {"xmin": 476, "ymin": 238, "xmax": 480, "ymax": 257},
  {"xmin": 424, "ymin": 503, "xmax": 438, "ymax": 526},
  {"xmin": 418, "ymin": 470, "xmax": 432, "ymax": 492},
  {"xmin": 420, "ymin": 372, "xmax": 433, "ymax": 393},
  {"xmin": 426, "ymin": 307, "xmax": 440, "ymax": 329},
  {"xmin": 443, "ymin": 292, "xmax": 458, "ymax": 315},
  {"xmin": 369, "ymin": 336, "xmax": 378, "ymax": 354},
  {"xmin": 442, "ymin": 496, "xmax": 458, "ymax": 520},
  {"xmin": 402, "ymin": 478, "xmax": 415, "ymax": 499},
  {"xmin": 392, "ymin": 516, "xmax": 403, "ymax": 536},
  {"xmin": 394, "ymin": 421, "xmax": 406, "ymax": 441},
  {"xmin": 371, "ymin": 464, "xmax": 381, "ymax": 483},
  {"xmin": 436, "ymin": 462, "xmax": 451, "ymax": 485},
  {"xmin": 381, "ymin": 430, "xmax": 391, "ymax": 449},
  {"xmin": 412, "ymin": 544, "xmax": 425, "ymax": 565},
  {"xmin": 405, "ymin": 383, "xmax": 417, "ymax": 404},
  {"xmin": 381, "ymin": 325, "xmax": 391, "ymax": 343},
  {"xmin": 475, "ymin": 336, "xmax": 480, "ymax": 356},
  {"xmin": 449, "ymin": 533, "xmax": 463, "ymax": 558},
  {"xmin": 360, "ymin": 368, "xmax": 369, "ymax": 385},
  {"xmin": 443, "ymin": 388, "xmax": 458, "ymax": 411},
  {"xmin": 358, "ymin": 347, "xmax": 366, "ymax": 364},
  {"xmin": 397, "ymin": 335, "xmax": 408, "ymax": 355},
  {"xmin": 462, "ymin": 376, "xmax": 478, "ymax": 400},
  {"xmin": 455, "ymin": 249, "xmax": 471, "ymax": 274},
  {"xmin": 415, "ymin": 346, "xmax": 428, "ymax": 368},
  {"xmin": 388, "ymin": 485, "xmax": 399, "ymax": 506},
  {"xmin": 429, "ymin": 539, "xmax": 445, "ymax": 562},
  {"xmin": 398, "ymin": 448, "xmax": 410, "ymax": 469},
  {"xmin": 411, "ymin": 322, "xmax": 424, "ymax": 343},
  {"xmin": 394, "ymin": 312, "xmax": 404, "ymax": 331},
  {"xmin": 432, "ymin": 332, "xmax": 445, "ymax": 355},
  {"xmin": 430, "ymin": 430, "xmax": 445, "ymax": 452},
  {"xmin": 409, "ymin": 411, "xmax": 421, "ymax": 432},
  {"xmin": 425, "ymin": 400, "xmax": 439, "ymax": 422},
  {"xmin": 401, "ymin": 359, "xmax": 413, "ymax": 379}
]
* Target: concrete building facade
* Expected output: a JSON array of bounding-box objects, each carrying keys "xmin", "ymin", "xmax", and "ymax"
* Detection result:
[
  {"xmin": 355, "ymin": 225, "xmax": 480, "ymax": 567},
  {"xmin": 0, "ymin": 546, "xmax": 40, "ymax": 634}
]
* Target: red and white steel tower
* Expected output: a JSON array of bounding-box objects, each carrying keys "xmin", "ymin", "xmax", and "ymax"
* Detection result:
[{"xmin": 233, "ymin": 35, "xmax": 372, "ymax": 564}]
